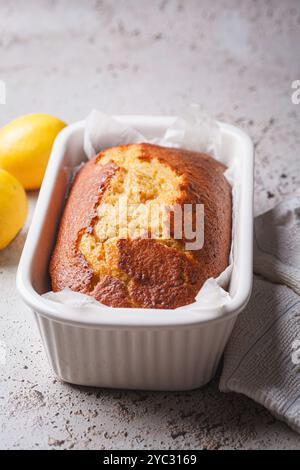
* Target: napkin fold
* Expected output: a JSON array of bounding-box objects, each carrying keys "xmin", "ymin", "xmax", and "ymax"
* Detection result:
[{"xmin": 220, "ymin": 195, "xmax": 300, "ymax": 434}]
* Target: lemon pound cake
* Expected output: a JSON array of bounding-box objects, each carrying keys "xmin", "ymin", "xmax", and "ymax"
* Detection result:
[{"xmin": 50, "ymin": 143, "xmax": 231, "ymax": 309}]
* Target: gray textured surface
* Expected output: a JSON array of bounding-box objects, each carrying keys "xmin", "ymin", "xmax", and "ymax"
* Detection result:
[{"xmin": 0, "ymin": 0, "xmax": 300, "ymax": 450}]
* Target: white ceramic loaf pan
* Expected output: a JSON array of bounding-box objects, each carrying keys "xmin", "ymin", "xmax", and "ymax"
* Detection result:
[{"xmin": 17, "ymin": 116, "xmax": 253, "ymax": 391}]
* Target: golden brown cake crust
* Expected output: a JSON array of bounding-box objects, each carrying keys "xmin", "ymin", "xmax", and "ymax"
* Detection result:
[{"xmin": 50, "ymin": 143, "xmax": 232, "ymax": 309}]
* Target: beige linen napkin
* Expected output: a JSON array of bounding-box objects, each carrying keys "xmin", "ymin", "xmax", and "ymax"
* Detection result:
[{"xmin": 220, "ymin": 195, "xmax": 300, "ymax": 433}]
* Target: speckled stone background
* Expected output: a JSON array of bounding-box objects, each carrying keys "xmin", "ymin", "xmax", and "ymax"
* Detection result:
[{"xmin": 0, "ymin": 0, "xmax": 300, "ymax": 450}]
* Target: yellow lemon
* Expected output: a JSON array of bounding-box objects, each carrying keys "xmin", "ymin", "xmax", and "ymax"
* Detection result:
[
  {"xmin": 0, "ymin": 168, "xmax": 28, "ymax": 250},
  {"xmin": 0, "ymin": 114, "xmax": 66, "ymax": 190}
]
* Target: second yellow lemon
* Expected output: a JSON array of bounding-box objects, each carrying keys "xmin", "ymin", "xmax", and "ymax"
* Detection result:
[
  {"xmin": 0, "ymin": 114, "xmax": 66, "ymax": 189},
  {"xmin": 0, "ymin": 168, "xmax": 28, "ymax": 249}
]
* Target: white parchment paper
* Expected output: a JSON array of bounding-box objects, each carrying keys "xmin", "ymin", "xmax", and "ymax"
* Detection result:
[{"xmin": 44, "ymin": 106, "xmax": 236, "ymax": 310}]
